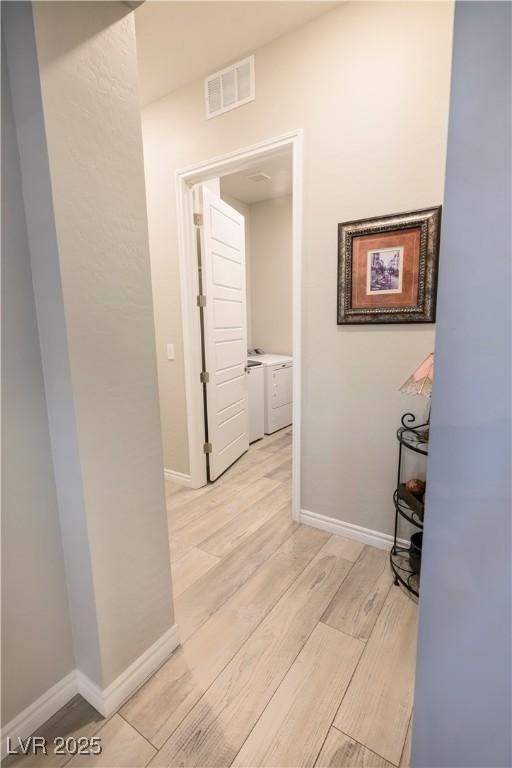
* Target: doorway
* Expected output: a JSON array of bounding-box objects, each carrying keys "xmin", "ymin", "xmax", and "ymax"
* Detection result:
[{"xmin": 176, "ymin": 131, "xmax": 303, "ymax": 521}]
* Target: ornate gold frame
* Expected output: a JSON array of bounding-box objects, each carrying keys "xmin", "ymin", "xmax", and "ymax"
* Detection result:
[{"xmin": 337, "ymin": 206, "xmax": 441, "ymax": 324}]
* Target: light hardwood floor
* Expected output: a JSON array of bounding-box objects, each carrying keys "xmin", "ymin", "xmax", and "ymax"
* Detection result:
[{"xmin": 7, "ymin": 429, "xmax": 416, "ymax": 768}]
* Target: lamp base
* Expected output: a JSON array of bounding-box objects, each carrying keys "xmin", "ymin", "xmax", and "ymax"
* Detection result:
[
  {"xmin": 420, "ymin": 403, "xmax": 431, "ymax": 442},
  {"xmin": 418, "ymin": 428, "xmax": 429, "ymax": 444}
]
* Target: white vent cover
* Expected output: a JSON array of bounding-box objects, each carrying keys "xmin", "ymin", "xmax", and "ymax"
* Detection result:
[{"xmin": 205, "ymin": 56, "xmax": 255, "ymax": 120}]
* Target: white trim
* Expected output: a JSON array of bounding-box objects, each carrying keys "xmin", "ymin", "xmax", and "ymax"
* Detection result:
[
  {"xmin": 74, "ymin": 672, "xmax": 103, "ymax": 715},
  {"xmin": 1, "ymin": 672, "xmax": 77, "ymax": 759},
  {"xmin": 163, "ymin": 469, "xmax": 192, "ymax": 487},
  {"xmin": 291, "ymin": 132, "xmax": 303, "ymax": 523},
  {"xmin": 176, "ymin": 130, "xmax": 304, "ymax": 523},
  {"xmin": 176, "ymin": 171, "xmax": 208, "ymax": 489},
  {"xmin": 77, "ymin": 623, "xmax": 179, "ymax": 717},
  {"xmin": 1, "ymin": 624, "xmax": 179, "ymax": 758},
  {"xmin": 299, "ymin": 509, "xmax": 409, "ymax": 550}
]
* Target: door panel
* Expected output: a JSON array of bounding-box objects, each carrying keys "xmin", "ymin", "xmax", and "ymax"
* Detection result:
[
  {"xmin": 218, "ymin": 409, "xmax": 247, "ymax": 446},
  {"xmin": 201, "ymin": 187, "xmax": 249, "ymax": 480},
  {"xmin": 213, "ymin": 298, "xmax": 244, "ymax": 328},
  {"xmin": 217, "ymin": 375, "xmax": 245, "ymax": 412},
  {"xmin": 210, "ymin": 205, "xmax": 241, "ymax": 244},
  {"xmin": 215, "ymin": 338, "xmax": 245, "ymax": 372},
  {"xmin": 213, "ymin": 251, "xmax": 242, "ymax": 290}
]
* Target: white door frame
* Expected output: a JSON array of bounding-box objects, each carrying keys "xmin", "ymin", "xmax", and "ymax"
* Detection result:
[{"xmin": 175, "ymin": 129, "xmax": 303, "ymax": 522}]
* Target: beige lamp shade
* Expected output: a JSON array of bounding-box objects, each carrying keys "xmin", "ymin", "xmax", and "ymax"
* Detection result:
[{"xmin": 400, "ymin": 353, "xmax": 434, "ymax": 398}]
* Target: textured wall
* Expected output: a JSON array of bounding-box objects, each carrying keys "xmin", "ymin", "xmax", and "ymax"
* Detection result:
[
  {"xmin": 142, "ymin": 2, "xmax": 454, "ymax": 537},
  {"xmin": 1, "ymin": 42, "xmax": 75, "ymax": 727},
  {"xmin": 4, "ymin": 0, "xmax": 104, "ymax": 689},
  {"xmin": 3, "ymin": 0, "xmax": 176, "ymax": 715},
  {"xmin": 412, "ymin": 3, "xmax": 511, "ymax": 766},
  {"xmin": 30, "ymin": 1, "xmax": 175, "ymax": 686}
]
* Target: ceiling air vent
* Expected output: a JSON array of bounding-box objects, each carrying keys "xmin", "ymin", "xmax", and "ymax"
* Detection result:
[{"xmin": 205, "ymin": 56, "xmax": 255, "ymax": 120}]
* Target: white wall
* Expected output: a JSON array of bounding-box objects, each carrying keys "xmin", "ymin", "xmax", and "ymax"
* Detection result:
[
  {"xmin": 1, "ymin": 42, "xmax": 75, "ymax": 727},
  {"xmin": 412, "ymin": 3, "xmax": 511, "ymax": 766},
  {"xmin": 249, "ymin": 195, "xmax": 292, "ymax": 355},
  {"xmin": 142, "ymin": 1, "xmax": 454, "ymax": 536}
]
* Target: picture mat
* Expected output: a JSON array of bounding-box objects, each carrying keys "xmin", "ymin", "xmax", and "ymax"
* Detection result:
[{"xmin": 351, "ymin": 228, "xmax": 420, "ymax": 309}]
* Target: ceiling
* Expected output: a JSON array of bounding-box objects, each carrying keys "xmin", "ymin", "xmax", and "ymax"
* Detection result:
[
  {"xmin": 135, "ymin": 1, "xmax": 339, "ymax": 105},
  {"xmin": 220, "ymin": 151, "xmax": 292, "ymax": 204}
]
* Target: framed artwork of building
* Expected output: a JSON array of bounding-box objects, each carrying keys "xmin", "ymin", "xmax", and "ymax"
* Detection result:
[{"xmin": 337, "ymin": 206, "xmax": 442, "ymax": 324}]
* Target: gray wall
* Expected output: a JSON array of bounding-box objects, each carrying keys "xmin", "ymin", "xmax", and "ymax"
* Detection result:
[
  {"xmin": 1, "ymin": 44, "xmax": 75, "ymax": 726},
  {"xmin": 412, "ymin": 3, "xmax": 511, "ymax": 766}
]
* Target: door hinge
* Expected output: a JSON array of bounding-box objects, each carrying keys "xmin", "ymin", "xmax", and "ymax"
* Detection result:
[
  {"xmin": 196, "ymin": 294, "xmax": 206, "ymax": 307},
  {"xmin": 203, "ymin": 442, "xmax": 212, "ymax": 454},
  {"xmin": 194, "ymin": 213, "xmax": 203, "ymax": 226},
  {"xmin": 200, "ymin": 371, "xmax": 210, "ymax": 384}
]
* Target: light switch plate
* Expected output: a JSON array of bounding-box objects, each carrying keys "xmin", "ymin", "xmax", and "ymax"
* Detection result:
[{"xmin": 167, "ymin": 343, "xmax": 175, "ymax": 360}]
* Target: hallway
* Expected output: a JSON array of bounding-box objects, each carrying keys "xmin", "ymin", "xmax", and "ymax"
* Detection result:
[
  {"xmin": 6, "ymin": 429, "xmax": 417, "ymax": 768},
  {"xmin": 2, "ymin": 3, "xmax": 509, "ymax": 764}
]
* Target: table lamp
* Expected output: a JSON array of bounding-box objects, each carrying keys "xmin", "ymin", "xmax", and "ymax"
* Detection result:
[{"xmin": 400, "ymin": 353, "xmax": 434, "ymax": 438}]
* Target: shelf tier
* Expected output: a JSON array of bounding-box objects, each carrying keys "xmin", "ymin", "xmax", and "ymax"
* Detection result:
[
  {"xmin": 397, "ymin": 426, "xmax": 429, "ymax": 456},
  {"xmin": 390, "ymin": 546, "xmax": 419, "ymax": 598},
  {"xmin": 396, "ymin": 413, "xmax": 429, "ymax": 456},
  {"xmin": 394, "ymin": 488, "xmax": 424, "ymax": 529}
]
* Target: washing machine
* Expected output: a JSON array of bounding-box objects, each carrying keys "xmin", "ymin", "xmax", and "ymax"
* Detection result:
[
  {"xmin": 247, "ymin": 360, "xmax": 264, "ymax": 443},
  {"xmin": 247, "ymin": 354, "xmax": 293, "ymax": 434}
]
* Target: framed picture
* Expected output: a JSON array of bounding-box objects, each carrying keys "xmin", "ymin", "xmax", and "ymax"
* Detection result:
[{"xmin": 337, "ymin": 206, "xmax": 441, "ymax": 324}]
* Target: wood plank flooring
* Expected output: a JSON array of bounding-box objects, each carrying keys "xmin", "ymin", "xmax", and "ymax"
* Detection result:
[
  {"xmin": 315, "ymin": 729, "xmax": 394, "ymax": 768},
  {"xmin": 8, "ymin": 428, "xmax": 418, "ymax": 768},
  {"xmin": 333, "ymin": 586, "xmax": 418, "ymax": 765}
]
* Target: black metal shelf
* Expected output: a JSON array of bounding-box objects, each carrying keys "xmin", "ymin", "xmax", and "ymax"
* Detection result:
[
  {"xmin": 391, "ymin": 412, "xmax": 428, "ymax": 599},
  {"xmin": 390, "ymin": 546, "xmax": 420, "ymax": 598},
  {"xmin": 396, "ymin": 420, "xmax": 429, "ymax": 456},
  {"xmin": 394, "ymin": 487, "xmax": 424, "ymax": 529}
]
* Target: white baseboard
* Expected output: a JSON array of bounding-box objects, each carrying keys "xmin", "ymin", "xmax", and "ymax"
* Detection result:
[
  {"xmin": 1, "ymin": 624, "xmax": 179, "ymax": 758},
  {"xmin": 1, "ymin": 672, "xmax": 77, "ymax": 759},
  {"xmin": 300, "ymin": 509, "xmax": 409, "ymax": 550},
  {"xmin": 77, "ymin": 623, "xmax": 179, "ymax": 717},
  {"xmin": 164, "ymin": 469, "xmax": 191, "ymax": 487}
]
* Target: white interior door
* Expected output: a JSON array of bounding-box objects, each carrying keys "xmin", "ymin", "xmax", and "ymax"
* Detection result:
[{"xmin": 200, "ymin": 186, "xmax": 249, "ymax": 480}]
